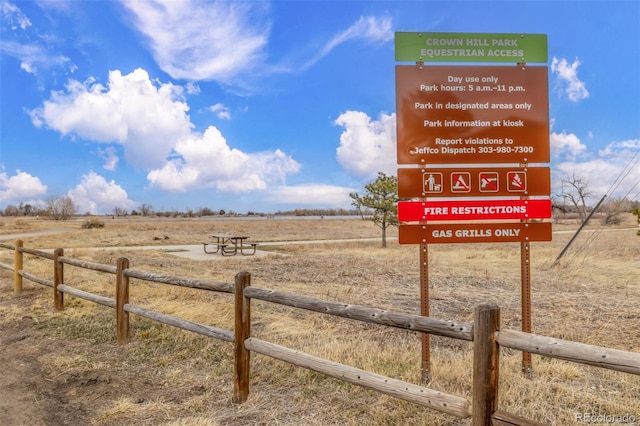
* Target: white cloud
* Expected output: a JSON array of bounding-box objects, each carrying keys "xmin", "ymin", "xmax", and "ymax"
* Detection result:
[
  {"xmin": 301, "ymin": 15, "xmax": 393, "ymax": 70},
  {"xmin": 264, "ymin": 184, "xmax": 354, "ymax": 207},
  {"xmin": 598, "ymin": 139, "xmax": 640, "ymax": 157},
  {"xmin": 548, "ymin": 132, "xmax": 639, "ymax": 200},
  {"xmin": 2, "ymin": 2, "xmax": 32, "ymax": 30},
  {"xmin": 554, "ymin": 160, "xmax": 617, "ymax": 201},
  {"xmin": 147, "ymin": 126, "xmax": 300, "ymax": 193},
  {"xmin": 120, "ymin": 2, "xmax": 392, "ymax": 89},
  {"xmin": 551, "ymin": 57, "xmax": 589, "ymax": 102},
  {"xmin": 29, "ymin": 68, "xmax": 302, "ymax": 197},
  {"xmin": 209, "ymin": 103, "xmax": 231, "ymax": 120},
  {"xmin": 0, "ymin": 40, "xmax": 72, "ymax": 76},
  {"xmin": 334, "ymin": 110, "xmax": 397, "ymax": 179},
  {"xmin": 185, "ymin": 82, "xmax": 200, "ymax": 95},
  {"xmin": 29, "ymin": 68, "xmax": 193, "ymax": 169},
  {"xmin": 1, "ymin": 2, "xmax": 75, "ymax": 76},
  {"xmin": 550, "ymin": 130, "xmax": 587, "ymax": 160},
  {"xmin": 120, "ymin": 0, "xmax": 270, "ymax": 83},
  {"xmin": 0, "ymin": 169, "xmax": 48, "ymax": 204},
  {"xmin": 98, "ymin": 146, "xmax": 119, "ymax": 171},
  {"xmin": 67, "ymin": 172, "xmax": 136, "ymax": 215},
  {"xmin": 553, "ymin": 139, "xmax": 640, "ymax": 199}
]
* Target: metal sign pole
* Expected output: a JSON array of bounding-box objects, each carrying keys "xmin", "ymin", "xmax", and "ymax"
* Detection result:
[
  {"xmin": 521, "ymin": 240, "xmax": 533, "ymax": 376},
  {"xmin": 420, "ymin": 242, "xmax": 431, "ymax": 384},
  {"xmin": 419, "ymin": 160, "xmax": 431, "ymax": 385}
]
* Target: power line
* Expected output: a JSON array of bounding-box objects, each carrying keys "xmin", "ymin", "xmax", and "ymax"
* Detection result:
[
  {"xmin": 555, "ymin": 145, "xmax": 640, "ymax": 267},
  {"xmin": 620, "ymin": 176, "xmax": 640, "ymax": 200},
  {"xmin": 603, "ymin": 147, "xmax": 640, "ymax": 197}
]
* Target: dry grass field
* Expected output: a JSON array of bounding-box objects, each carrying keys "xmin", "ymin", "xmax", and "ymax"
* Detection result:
[{"xmin": 0, "ymin": 215, "xmax": 638, "ymax": 425}]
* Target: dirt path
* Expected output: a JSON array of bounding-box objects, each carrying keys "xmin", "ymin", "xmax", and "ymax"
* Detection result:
[
  {"xmin": 4, "ymin": 237, "xmax": 384, "ymax": 261},
  {"xmin": 0, "ymin": 228, "xmax": 75, "ymax": 241},
  {"xmin": 115, "ymin": 237, "xmax": 383, "ymax": 260},
  {"xmin": 0, "ymin": 292, "xmax": 92, "ymax": 425},
  {"xmin": 0, "ymin": 289, "xmax": 199, "ymax": 426}
]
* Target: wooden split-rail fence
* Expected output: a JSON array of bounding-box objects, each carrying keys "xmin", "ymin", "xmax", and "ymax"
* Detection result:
[{"xmin": 1, "ymin": 240, "xmax": 639, "ymax": 425}]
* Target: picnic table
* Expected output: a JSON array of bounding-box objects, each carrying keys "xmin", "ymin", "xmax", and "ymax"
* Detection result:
[{"xmin": 203, "ymin": 234, "xmax": 258, "ymax": 256}]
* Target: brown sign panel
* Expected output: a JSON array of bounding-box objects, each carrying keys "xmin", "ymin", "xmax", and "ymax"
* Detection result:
[
  {"xmin": 398, "ymin": 199, "xmax": 551, "ymax": 222},
  {"xmin": 399, "ymin": 222, "xmax": 552, "ymax": 244},
  {"xmin": 398, "ymin": 166, "xmax": 550, "ymax": 198},
  {"xmin": 396, "ymin": 65, "xmax": 549, "ymax": 164}
]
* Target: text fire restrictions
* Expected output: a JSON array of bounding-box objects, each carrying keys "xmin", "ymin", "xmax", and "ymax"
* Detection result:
[{"xmin": 398, "ymin": 199, "xmax": 551, "ymax": 222}]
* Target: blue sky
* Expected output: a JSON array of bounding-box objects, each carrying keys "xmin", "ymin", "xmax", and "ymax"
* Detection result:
[{"xmin": 1, "ymin": 0, "xmax": 639, "ymax": 215}]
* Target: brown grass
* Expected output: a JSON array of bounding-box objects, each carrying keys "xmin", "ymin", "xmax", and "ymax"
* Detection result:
[{"xmin": 0, "ymin": 215, "xmax": 638, "ymax": 425}]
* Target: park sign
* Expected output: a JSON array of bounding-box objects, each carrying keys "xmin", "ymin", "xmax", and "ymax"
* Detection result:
[
  {"xmin": 394, "ymin": 32, "xmax": 551, "ymax": 376},
  {"xmin": 398, "ymin": 166, "xmax": 550, "ymax": 198},
  {"xmin": 397, "ymin": 199, "xmax": 552, "ymax": 222},
  {"xmin": 395, "ymin": 32, "xmax": 548, "ymax": 63},
  {"xmin": 396, "ymin": 65, "xmax": 549, "ymax": 165},
  {"xmin": 399, "ymin": 222, "xmax": 552, "ymax": 244}
]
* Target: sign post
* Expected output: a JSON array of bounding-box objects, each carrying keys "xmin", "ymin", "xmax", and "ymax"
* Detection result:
[
  {"xmin": 521, "ymin": 240, "xmax": 533, "ymax": 375},
  {"xmin": 420, "ymin": 242, "xmax": 430, "ymax": 383},
  {"xmin": 394, "ymin": 32, "xmax": 550, "ymax": 380}
]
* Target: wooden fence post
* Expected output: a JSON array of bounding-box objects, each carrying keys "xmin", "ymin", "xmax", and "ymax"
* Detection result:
[
  {"xmin": 233, "ymin": 271, "xmax": 251, "ymax": 403},
  {"xmin": 14, "ymin": 240, "xmax": 23, "ymax": 293},
  {"xmin": 116, "ymin": 257, "xmax": 130, "ymax": 345},
  {"xmin": 472, "ymin": 303, "xmax": 500, "ymax": 426},
  {"xmin": 53, "ymin": 248, "xmax": 64, "ymax": 311}
]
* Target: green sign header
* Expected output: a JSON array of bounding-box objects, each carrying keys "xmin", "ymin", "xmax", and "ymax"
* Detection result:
[{"xmin": 395, "ymin": 32, "xmax": 548, "ymax": 63}]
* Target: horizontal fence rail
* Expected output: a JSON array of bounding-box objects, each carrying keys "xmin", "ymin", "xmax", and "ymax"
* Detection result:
[
  {"xmin": 1, "ymin": 239, "xmax": 639, "ymax": 425},
  {"xmin": 244, "ymin": 336, "xmax": 473, "ymax": 418},
  {"xmin": 59, "ymin": 256, "xmax": 117, "ymax": 274},
  {"xmin": 124, "ymin": 303, "xmax": 234, "ymax": 343},
  {"xmin": 20, "ymin": 270, "xmax": 53, "ymax": 287},
  {"xmin": 57, "ymin": 284, "xmax": 115, "ymax": 308},
  {"xmin": 124, "ymin": 268, "xmax": 234, "ymax": 293},
  {"xmin": 0, "ymin": 242, "xmax": 15, "ymax": 250},
  {"xmin": 497, "ymin": 329, "xmax": 640, "ymax": 376},
  {"xmin": 19, "ymin": 246, "xmax": 55, "ymax": 260},
  {"xmin": 244, "ymin": 287, "xmax": 473, "ymax": 341}
]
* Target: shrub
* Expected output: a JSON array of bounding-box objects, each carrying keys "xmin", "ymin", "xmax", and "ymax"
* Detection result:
[{"xmin": 81, "ymin": 218, "xmax": 105, "ymax": 229}]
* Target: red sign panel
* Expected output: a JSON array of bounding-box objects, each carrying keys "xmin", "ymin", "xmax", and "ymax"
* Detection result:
[
  {"xmin": 396, "ymin": 65, "xmax": 549, "ymax": 164},
  {"xmin": 398, "ymin": 166, "xmax": 550, "ymax": 198},
  {"xmin": 398, "ymin": 199, "xmax": 551, "ymax": 222},
  {"xmin": 399, "ymin": 222, "xmax": 552, "ymax": 244}
]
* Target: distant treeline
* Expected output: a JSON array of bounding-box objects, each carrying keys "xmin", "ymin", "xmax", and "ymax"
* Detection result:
[
  {"xmin": 273, "ymin": 208, "xmax": 371, "ymax": 217},
  {"xmin": 0, "ymin": 201, "xmax": 371, "ymax": 219},
  {"xmin": 148, "ymin": 207, "xmax": 370, "ymax": 218}
]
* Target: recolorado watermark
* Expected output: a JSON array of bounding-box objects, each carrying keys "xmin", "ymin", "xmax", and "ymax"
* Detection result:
[{"xmin": 575, "ymin": 413, "xmax": 636, "ymax": 424}]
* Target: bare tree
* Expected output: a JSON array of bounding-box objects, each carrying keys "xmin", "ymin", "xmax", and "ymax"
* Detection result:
[
  {"xmin": 113, "ymin": 206, "xmax": 128, "ymax": 216},
  {"xmin": 3, "ymin": 205, "xmax": 19, "ymax": 216},
  {"xmin": 139, "ymin": 203, "xmax": 153, "ymax": 216},
  {"xmin": 198, "ymin": 207, "xmax": 215, "ymax": 216},
  {"xmin": 559, "ymin": 172, "xmax": 593, "ymax": 222},
  {"xmin": 46, "ymin": 196, "xmax": 77, "ymax": 220}
]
